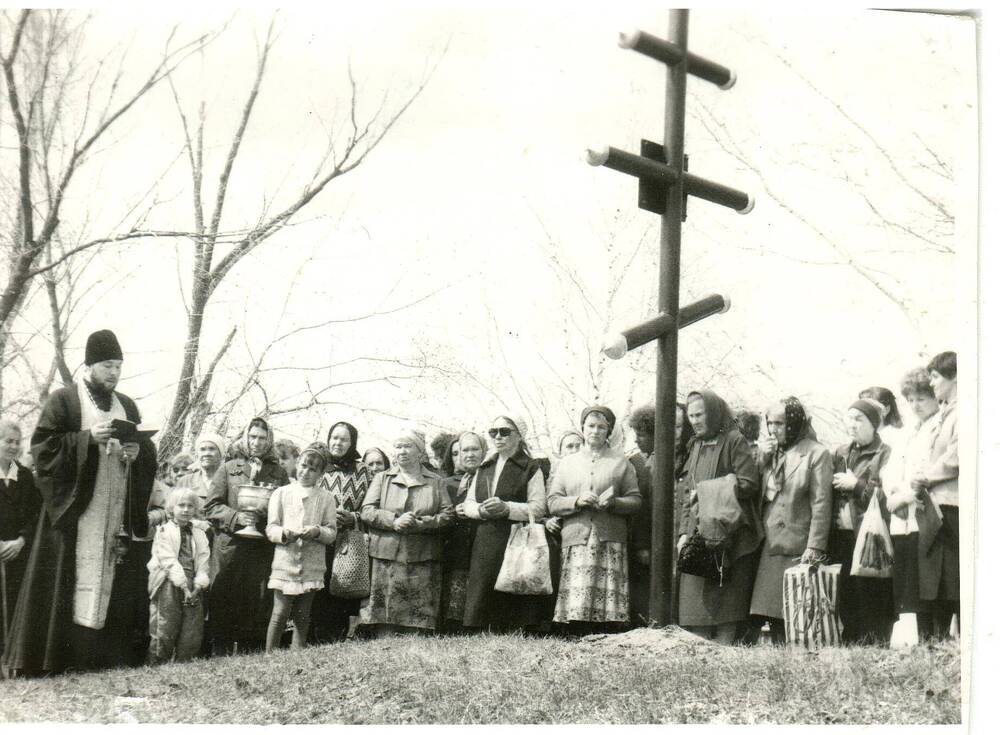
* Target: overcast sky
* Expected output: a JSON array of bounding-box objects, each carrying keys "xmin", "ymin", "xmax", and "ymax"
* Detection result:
[{"xmin": 3, "ymin": 4, "xmax": 979, "ymax": 453}]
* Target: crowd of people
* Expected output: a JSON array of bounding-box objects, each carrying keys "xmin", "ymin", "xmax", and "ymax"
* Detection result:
[{"xmin": 0, "ymin": 329, "xmax": 961, "ymax": 677}]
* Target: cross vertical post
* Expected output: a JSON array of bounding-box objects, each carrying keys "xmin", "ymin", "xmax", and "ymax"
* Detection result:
[{"xmin": 649, "ymin": 9, "xmax": 689, "ymax": 626}]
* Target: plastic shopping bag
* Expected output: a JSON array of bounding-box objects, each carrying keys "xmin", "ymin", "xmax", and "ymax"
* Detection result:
[
  {"xmin": 851, "ymin": 491, "xmax": 894, "ymax": 578},
  {"xmin": 494, "ymin": 511, "xmax": 552, "ymax": 596}
]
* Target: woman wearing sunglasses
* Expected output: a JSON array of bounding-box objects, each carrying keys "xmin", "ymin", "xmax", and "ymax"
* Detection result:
[{"xmin": 458, "ymin": 415, "xmax": 552, "ymax": 632}]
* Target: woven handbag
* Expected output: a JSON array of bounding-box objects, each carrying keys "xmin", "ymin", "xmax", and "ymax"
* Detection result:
[{"xmin": 329, "ymin": 527, "xmax": 371, "ymax": 599}]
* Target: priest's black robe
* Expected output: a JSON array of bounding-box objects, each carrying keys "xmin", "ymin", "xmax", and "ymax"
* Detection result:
[{"xmin": 0, "ymin": 385, "xmax": 156, "ymax": 677}]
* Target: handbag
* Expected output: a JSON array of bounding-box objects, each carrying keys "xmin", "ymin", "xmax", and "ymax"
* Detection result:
[
  {"xmin": 677, "ymin": 530, "xmax": 729, "ymax": 585},
  {"xmin": 328, "ymin": 527, "xmax": 371, "ymax": 599},
  {"xmin": 783, "ymin": 563, "xmax": 842, "ymax": 648},
  {"xmin": 851, "ymin": 489, "xmax": 894, "ymax": 578},
  {"xmin": 494, "ymin": 509, "xmax": 552, "ymax": 596}
]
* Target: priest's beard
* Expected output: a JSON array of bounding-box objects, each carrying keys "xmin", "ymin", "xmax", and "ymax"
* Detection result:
[{"xmin": 84, "ymin": 375, "xmax": 115, "ymax": 411}]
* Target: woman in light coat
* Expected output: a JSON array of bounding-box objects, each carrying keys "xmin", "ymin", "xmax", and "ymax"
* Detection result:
[{"xmin": 749, "ymin": 397, "xmax": 832, "ymax": 643}]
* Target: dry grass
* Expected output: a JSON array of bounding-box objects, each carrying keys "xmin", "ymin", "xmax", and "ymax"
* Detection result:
[{"xmin": 0, "ymin": 628, "xmax": 961, "ymax": 724}]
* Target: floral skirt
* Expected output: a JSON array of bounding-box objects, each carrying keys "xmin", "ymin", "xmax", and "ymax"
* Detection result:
[
  {"xmin": 358, "ymin": 559, "xmax": 442, "ymax": 631},
  {"xmin": 553, "ymin": 535, "xmax": 629, "ymax": 623}
]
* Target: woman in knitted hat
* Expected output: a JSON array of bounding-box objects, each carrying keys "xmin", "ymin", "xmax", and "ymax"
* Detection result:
[
  {"xmin": 358, "ymin": 426, "xmax": 453, "ymax": 635},
  {"xmin": 460, "ymin": 414, "xmax": 552, "ymax": 632},
  {"xmin": 548, "ymin": 406, "xmax": 641, "ymax": 633},
  {"xmin": 829, "ymin": 396, "xmax": 895, "ymax": 646}
]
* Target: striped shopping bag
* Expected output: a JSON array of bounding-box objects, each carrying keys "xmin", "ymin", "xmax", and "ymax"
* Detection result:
[{"xmin": 783, "ymin": 563, "xmax": 842, "ymax": 649}]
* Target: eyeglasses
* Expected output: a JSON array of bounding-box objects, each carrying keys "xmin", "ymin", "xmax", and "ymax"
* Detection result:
[{"xmin": 488, "ymin": 427, "xmax": 514, "ymax": 439}]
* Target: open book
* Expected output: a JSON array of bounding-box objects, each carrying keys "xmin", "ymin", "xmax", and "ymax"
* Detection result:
[{"xmin": 110, "ymin": 419, "xmax": 159, "ymax": 443}]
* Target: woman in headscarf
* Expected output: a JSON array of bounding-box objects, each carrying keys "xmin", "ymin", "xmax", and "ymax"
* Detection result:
[
  {"xmin": 311, "ymin": 421, "xmax": 373, "ymax": 643},
  {"xmin": 548, "ymin": 406, "xmax": 641, "ymax": 634},
  {"xmin": 829, "ymin": 396, "xmax": 895, "ymax": 646},
  {"xmin": 362, "ymin": 447, "xmax": 391, "ymax": 475},
  {"xmin": 749, "ymin": 397, "xmax": 833, "ymax": 644},
  {"xmin": 440, "ymin": 431, "xmax": 487, "ymax": 631},
  {"xmin": 556, "ymin": 430, "xmax": 584, "ymax": 458},
  {"xmin": 205, "ymin": 417, "xmax": 289, "ymax": 655},
  {"xmin": 460, "ymin": 414, "xmax": 551, "ymax": 632},
  {"xmin": 675, "ymin": 390, "xmax": 763, "ymax": 643},
  {"xmin": 358, "ymin": 427, "xmax": 453, "ymax": 635},
  {"xmin": 177, "ymin": 432, "xmax": 227, "ymax": 512}
]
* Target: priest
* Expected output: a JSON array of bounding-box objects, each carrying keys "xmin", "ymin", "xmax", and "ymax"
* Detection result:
[{"xmin": 1, "ymin": 329, "xmax": 157, "ymax": 676}]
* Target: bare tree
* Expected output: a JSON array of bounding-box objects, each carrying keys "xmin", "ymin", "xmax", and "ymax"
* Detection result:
[
  {"xmin": 157, "ymin": 18, "xmax": 443, "ymax": 459},
  {"xmin": 0, "ymin": 10, "xmax": 213, "ymax": 409}
]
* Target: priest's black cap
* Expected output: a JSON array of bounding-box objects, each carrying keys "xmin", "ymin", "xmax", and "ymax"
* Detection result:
[{"xmin": 85, "ymin": 329, "xmax": 123, "ymax": 365}]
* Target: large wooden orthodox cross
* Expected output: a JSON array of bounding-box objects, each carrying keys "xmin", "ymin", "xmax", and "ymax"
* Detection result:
[{"xmin": 587, "ymin": 10, "xmax": 752, "ymax": 625}]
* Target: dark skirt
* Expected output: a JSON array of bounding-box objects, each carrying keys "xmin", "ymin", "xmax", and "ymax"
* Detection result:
[
  {"xmin": 749, "ymin": 551, "xmax": 800, "ymax": 620},
  {"xmin": 925, "ymin": 505, "xmax": 960, "ymax": 602},
  {"xmin": 678, "ymin": 550, "xmax": 759, "ymax": 627},
  {"xmin": 829, "ymin": 529, "xmax": 896, "ymax": 645},
  {"xmin": 463, "ymin": 519, "xmax": 553, "ymax": 630},
  {"xmin": 627, "ymin": 548, "xmax": 650, "ymax": 627},
  {"xmin": 891, "ymin": 533, "xmax": 928, "ymax": 613},
  {"xmin": 209, "ymin": 532, "xmax": 274, "ymax": 647}
]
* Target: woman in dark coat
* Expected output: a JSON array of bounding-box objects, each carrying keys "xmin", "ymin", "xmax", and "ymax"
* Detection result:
[
  {"xmin": 828, "ymin": 397, "xmax": 895, "ymax": 646},
  {"xmin": 205, "ymin": 417, "xmax": 288, "ymax": 655},
  {"xmin": 459, "ymin": 415, "xmax": 551, "ymax": 632},
  {"xmin": 440, "ymin": 432, "xmax": 486, "ymax": 631},
  {"xmin": 0, "ymin": 421, "xmax": 41, "ymax": 657},
  {"xmin": 311, "ymin": 421, "xmax": 373, "ymax": 643},
  {"xmin": 676, "ymin": 390, "xmax": 762, "ymax": 644}
]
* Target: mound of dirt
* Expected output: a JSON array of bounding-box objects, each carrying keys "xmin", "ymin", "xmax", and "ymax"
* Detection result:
[{"xmin": 579, "ymin": 625, "xmax": 719, "ymax": 654}]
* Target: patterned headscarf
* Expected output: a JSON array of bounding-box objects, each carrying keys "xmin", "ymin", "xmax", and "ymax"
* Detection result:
[
  {"xmin": 773, "ymin": 396, "xmax": 812, "ymax": 450},
  {"xmin": 398, "ymin": 427, "xmax": 428, "ymax": 460}
]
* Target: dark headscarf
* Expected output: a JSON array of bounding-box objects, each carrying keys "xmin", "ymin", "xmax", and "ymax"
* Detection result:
[
  {"xmin": 580, "ymin": 405, "xmax": 616, "ymax": 433},
  {"xmin": 774, "ymin": 396, "xmax": 814, "ymax": 450},
  {"xmin": 686, "ymin": 390, "xmax": 735, "ymax": 440},
  {"xmin": 326, "ymin": 421, "xmax": 361, "ymax": 473},
  {"xmin": 362, "ymin": 446, "xmax": 391, "ymax": 471}
]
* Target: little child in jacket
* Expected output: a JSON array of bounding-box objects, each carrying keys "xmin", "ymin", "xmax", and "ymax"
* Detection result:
[
  {"xmin": 265, "ymin": 447, "xmax": 337, "ymax": 651},
  {"xmin": 147, "ymin": 487, "xmax": 211, "ymax": 663}
]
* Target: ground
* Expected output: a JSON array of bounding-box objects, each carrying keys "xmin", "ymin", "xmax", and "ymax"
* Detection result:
[{"xmin": 0, "ymin": 627, "xmax": 961, "ymax": 724}]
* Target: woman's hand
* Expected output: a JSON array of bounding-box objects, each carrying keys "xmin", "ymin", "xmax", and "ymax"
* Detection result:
[
  {"xmin": 393, "ymin": 512, "xmax": 417, "ymax": 532},
  {"xmin": 335, "ymin": 508, "xmax": 355, "ymax": 529},
  {"xmin": 800, "ymin": 547, "xmax": 825, "ymax": 565},
  {"xmin": 236, "ymin": 511, "xmax": 259, "ymax": 528},
  {"xmin": 757, "ymin": 435, "xmax": 778, "ymax": 457},
  {"xmin": 300, "ymin": 525, "xmax": 321, "ymax": 540},
  {"xmin": 544, "ymin": 517, "xmax": 561, "ymax": 534},
  {"xmin": 480, "ymin": 497, "xmax": 509, "ymax": 519},
  {"xmin": 910, "ymin": 472, "xmax": 930, "ymax": 492},
  {"xmin": 455, "ymin": 503, "xmax": 468, "ymax": 519},
  {"xmin": 832, "ymin": 471, "xmax": 858, "ymax": 492},
  {"xmin": 283, "ymin": 528, "xmax": 301, "ymax": 543},
  {"xmin": 676, "ymin": 534, "xmax": 688, "ymax": 554},
  {"xmin": 576, "ymin": 492, "xmax": 599, "ymax": 510}
]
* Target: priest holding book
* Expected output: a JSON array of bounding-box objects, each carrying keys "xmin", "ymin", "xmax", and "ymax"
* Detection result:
[{"xmin": 1, "ymin": 329, "xmax": 158, "ymax": 677}]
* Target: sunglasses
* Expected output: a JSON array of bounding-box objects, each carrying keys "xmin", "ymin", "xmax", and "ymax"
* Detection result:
[{"xmin": 488, "ymin": 427, "xmax": 515, "ymax": 439}]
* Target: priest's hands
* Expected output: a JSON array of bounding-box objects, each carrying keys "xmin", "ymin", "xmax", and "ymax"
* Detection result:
[
  {"xmin": 0, "ymin": 536, "xmax": 25, "ymax": 561},
  {"xmin": 91, "ymin": 421, "xmax": 114, "ymax": 444}
]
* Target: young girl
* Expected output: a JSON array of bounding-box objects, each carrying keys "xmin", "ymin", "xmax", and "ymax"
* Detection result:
[
  {"xmin": 265, "ymin": 448, "xmax": 337, "ymax": 651},
  {"xmin": 147, "ymin": 487, "xmax": 211, "ymax": 663}
]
